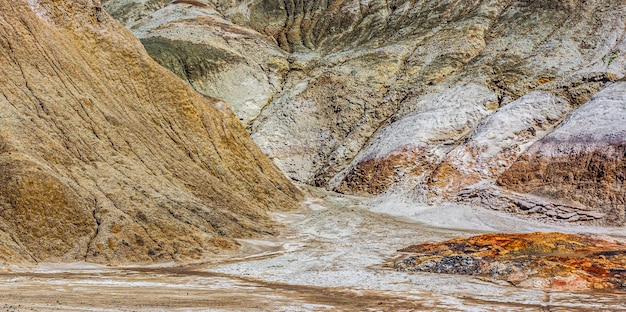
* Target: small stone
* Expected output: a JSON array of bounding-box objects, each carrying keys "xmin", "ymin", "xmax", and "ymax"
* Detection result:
[
  {"xmin": 514, "ymin": 199, "xmax": 535, "ymax": 210},
  {"xmin": 568, "ymin": 215, "xmax": 581, "ymax": 222},
  {"xmin": 557, "ymin": 212, "xmax": 577, "ymax": 219}
]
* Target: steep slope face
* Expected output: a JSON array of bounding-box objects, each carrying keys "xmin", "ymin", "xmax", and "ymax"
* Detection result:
[
  {"xmin": 102, "ymin": 0, "xmax": 289, "ymax": 126},
  {"xmin": 104, "ymin": 0, "xmax": 625, "ymax": 223},
  {"xmin": 496, "ymin": 82, "xmax": 626, "ymax": 225},
  {"xmin": 299, "ymin": 0, "xmax": 626, "ymax": 194},
  {"xmin": 0, "ymin": 0, "xmax": 301, "ymax": 264}
]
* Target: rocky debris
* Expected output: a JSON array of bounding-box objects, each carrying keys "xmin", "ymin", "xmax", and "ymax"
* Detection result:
[
  {"xmin": 0, "ymin": 0, "xmax": 301, "ymax": 264},
  {"xmin": 397, "ymin": 255, "xmax": 485, "ymax": 275},
  {"xmin": 498, "ymin": 81, "xmax": 626, "ymax": 226},
  {"xmin": 104, "ymin": 0, "xmax": 626, "ymax": 204},
  {"xmin": 457, "ymin": 183, "xmax": 606, "ymax": 224},
  {"xmin": 395, "ymin": 232, "xmax": 626, "ymax": 291}
]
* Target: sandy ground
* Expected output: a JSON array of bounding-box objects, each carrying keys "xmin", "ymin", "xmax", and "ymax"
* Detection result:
[{"xmin": 1, "ymin": 187, "xmax": 625, "ymax": 311}]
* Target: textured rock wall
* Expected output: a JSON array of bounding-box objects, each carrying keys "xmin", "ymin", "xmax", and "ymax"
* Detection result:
[
  {"xmin": 102, "ymin": 0, "xmax": 289, "ymax": 126},
  {"xmin": 104, "ymin": 0, "xmax": 626, "ymax": 224},
  {"xmin": 497, "ymin": 82, "xmax": 626, "ymax": 225},
  {"xmin": 427, "ymin": 92, "xmax": 572, "ymax": 199},
  {"xmin": 334, "ymin": 83, "xmax": 498, "ymax": 195},
  {"xmin": 0, "ymin": 0, "xmax": 301, "ymax": 264}
]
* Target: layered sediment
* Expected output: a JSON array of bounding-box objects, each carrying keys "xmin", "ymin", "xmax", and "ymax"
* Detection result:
[
  {"xmin": 497, "ymin": 82, "xmax": 626, "ymax": 225},
  {"xmin": 0, "ymin": 0, "xmax": 301, "ymax": 264},
  {"xmin": 104, "ymin": 0, "xmax": 626, "ymax": 224}
]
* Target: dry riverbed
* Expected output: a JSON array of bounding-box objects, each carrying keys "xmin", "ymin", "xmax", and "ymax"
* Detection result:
[{"xmin": 1, "ymin": 187, "xmax": 625, "ymax": 311}]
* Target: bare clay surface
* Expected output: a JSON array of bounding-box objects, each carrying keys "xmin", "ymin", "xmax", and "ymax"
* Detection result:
[{"xmin": 1, "ymin": 187, "xmax": 625, "ymax": 311}]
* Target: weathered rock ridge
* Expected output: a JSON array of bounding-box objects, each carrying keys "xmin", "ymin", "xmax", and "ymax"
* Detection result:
[
  {"xmin": 0, "ymin": 0, "xmax": 301, "ymax": 264},
  {"xmin": 104, "ymin": 0, "xmax": 626, "ymax": 225}
]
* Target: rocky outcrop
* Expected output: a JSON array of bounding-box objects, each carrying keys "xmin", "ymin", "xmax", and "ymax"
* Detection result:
[
  {"xmin": 0, "ymin": 0, "xmax": 301, "ymax": 264},
  {"xmin": 104, "ymin": 0, "xmax": 625, "ymax": 181},
  {"xmin": 395, "ymin": 232, "xmax": 626, "ymax": 291},
  {"xmin": 456, "ymin": 183, "xmax": 607, "ymax": 223},
  {"xmin": 104, "ymin": 0, "xmax": 626, "ymax": 224},
  {"xmin": 497, "ymin": 81, "xmax": 626, "ymax": 225}
]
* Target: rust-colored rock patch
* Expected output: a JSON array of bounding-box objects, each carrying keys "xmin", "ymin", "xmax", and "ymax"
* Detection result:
[
  {"xmin": 336, "ymin": 147, "xmax": 429, "ymax": 195},
  {"xmin": 395, "ymin": 232, "xmax": 626, "ymax": 291},
  {"xmin": 497, "ymin": 142, "xmax": 626, "ymax": 225}
]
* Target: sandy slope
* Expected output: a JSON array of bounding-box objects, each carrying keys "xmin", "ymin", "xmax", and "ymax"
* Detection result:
[{"xmin": 0, "ymin": 0, "xmax": 301, "ymax": 264}]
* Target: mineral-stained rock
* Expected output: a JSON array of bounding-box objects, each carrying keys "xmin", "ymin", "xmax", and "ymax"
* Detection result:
[
  {"xmin": 456, "ymin": 183, "xmax": 607, "ymax": 224},
  {"xmin": 0, "ymin": 0, "xmax": 301, "ymax": 264},
  {"xmin": 427, "ymin": 92, "xmax": 572, "ymax": 198},
  {"xmin": 498, "ymin": 82, "xmax": 626, "ymax": 225},
  {"xmin": 395, "ymin": 232, "xmax": 626, "ymax": 291},
  {"xmin": 333, "ymin": 83, "xmax": 497, "ymax": 195},
  {"xmin": 103, "ymin": 0, "xmax": 626, "ymax": 202},
  {"xmin": 100, "ymin": 0, "xmax": 626, "ymax": 231}
]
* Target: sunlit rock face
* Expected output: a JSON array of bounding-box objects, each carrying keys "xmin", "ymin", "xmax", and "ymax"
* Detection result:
[
  {"xmin": 105, "ymin": 0, "xmax": 626, "ymax": 224},
  {"xmin": 427, "ymin": 91, "xmax": 572, "ymax": 198},
  {"xmin": 0, "ymin": 0, "xmax": 301, "ymax": 264}
]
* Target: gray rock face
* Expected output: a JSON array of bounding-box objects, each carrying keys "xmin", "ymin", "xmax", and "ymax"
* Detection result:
[
  {"xmin": 332, "ymin": 83, "xmax": 497, "ymax": 195},
  {"xmin": 0, "ymin": 0, "xmax": 301, "ymax": 264},
  {"xmin": 105, "ymin": 0, "xmax": 626, "ymax": 224}
]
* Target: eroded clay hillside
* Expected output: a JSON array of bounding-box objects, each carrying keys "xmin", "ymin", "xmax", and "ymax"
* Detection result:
[
  {"xmin": 0, "ymin": 0, "xmax": 301, "ymax": 264},
  {"xmin": 103, "ymin": 0, "xmax": 626, "ymax": 225}
]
